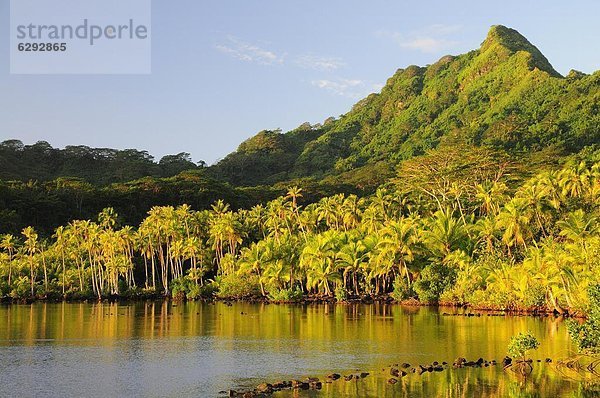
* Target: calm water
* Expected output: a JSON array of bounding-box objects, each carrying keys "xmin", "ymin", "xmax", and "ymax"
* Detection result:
[{"xmin": 0, "ymin": 302, "xmax": 596, "ymax": 398}]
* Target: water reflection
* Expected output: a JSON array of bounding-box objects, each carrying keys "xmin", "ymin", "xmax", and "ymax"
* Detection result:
[{"xmin": 0, "ymin": 302, "xmax": 596, "ymax": 397}]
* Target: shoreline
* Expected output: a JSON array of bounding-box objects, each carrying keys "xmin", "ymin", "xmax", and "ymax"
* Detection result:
[{"xmin": 0, "ymin": 294, "xmax": 578, "ymax": 318}]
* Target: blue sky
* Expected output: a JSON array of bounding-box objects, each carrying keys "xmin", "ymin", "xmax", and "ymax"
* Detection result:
[{"xmin": 1, "ymin": 1, "xmax": 599, "ymax": 164}]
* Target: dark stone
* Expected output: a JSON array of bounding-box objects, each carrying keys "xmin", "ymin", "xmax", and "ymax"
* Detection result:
[
  {"xmin": 327, "ymin": 373, "xmax": 341, "ymax": 380},
  {"xmin": 256, "ymin": 383, "xmax": 273, "ymax": 394},
  {"xmin": 453, "ymin": 357, "xmax": 467, "ymax": 368},
  {"xmin": 401, "ymin": 363, "xmax": 411, "ymax": 368},
  {"xmin": 390, "ymin": 368, "xmax": 400, "ymax": 377},
  {"xmin": 401, "ymin": 370, "xmax": 407, "ymax": 377},
  {"xmin": 433, "ymin": 366, "xmax": 444, "ymax": 372},
  {"xmin": 343, "ymin": 375, "xmax": 353, "ymax": 381},
  {"xmin": 502, "ymin": 356, "xmax": 512, "ymax": 367},
  {"xmin": 309, "ymin": 381, "xmax": 322, "ymax": 390},
  {"xmin": 360, "ymin": 372, "xmax": 369, "ymax": 378},
  {"xmin": 545, "ymin": 358, "xmax": 552, "ymax": 363},
  {"xmin": 387, "ymin": 378, "xmax": 398, "ymax": 384}
]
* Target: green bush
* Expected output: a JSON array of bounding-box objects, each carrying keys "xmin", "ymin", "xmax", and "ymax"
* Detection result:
[
  {"xmin": 170, "ymin": 276, "xmax": 216, "ymax": 300},
  {"xmin": 268, "ymin": 287, "xmax": 303, "ymax": 302},
  {"xmin": 414, "ymin": 263, "xmax": 456, "ymax": 303},
  {"xmin": 522, "ymin": 283, "xmax": 546, "ymax": 308},
  {"xmin": 334, "ymin": 285, "xmax": 349, "ymax": 302},
  {"xmin": 508, "ymin": 331, "xmax": 540, "ymax": 359},
  {"xmin": 215, "ymin": 274, "xmax": 260, "ymax": 299},
  {"xmin": 567, "ymin": 284, "xmax": 600, "ymax": 353},
  {"xmin": 391, "ymin": 277, "xmax": 413, "ymax": 301}
]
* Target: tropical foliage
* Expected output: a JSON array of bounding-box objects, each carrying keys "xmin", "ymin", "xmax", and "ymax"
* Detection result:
[{"xmin": 0, "ymin": 159, "xmax": 598, "ymax": 318}]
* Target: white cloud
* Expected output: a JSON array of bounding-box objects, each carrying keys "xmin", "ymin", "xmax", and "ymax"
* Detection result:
[
  {"xmin": 295, "ymin": 55, "xmax": 345, "ymax": 71},
  {"xmin": 215, "ymin": 37, "xmax": 284, "ymax": 65},
  {"xmin": 376, "ymin": 24, "xmax": 462, "ymax": 53},
  {"xmin": 311, "ymin": 78, "xmax": 382, "ymax": 99}
]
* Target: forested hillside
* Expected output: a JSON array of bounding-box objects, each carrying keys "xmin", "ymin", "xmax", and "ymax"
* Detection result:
[
  {"xmin": 0, "ymin": 140, "xmax": 202, "ymax": 185},
  {"xmin": 209, "ymin": 25, "xmax": 600, "ymax": 186}
]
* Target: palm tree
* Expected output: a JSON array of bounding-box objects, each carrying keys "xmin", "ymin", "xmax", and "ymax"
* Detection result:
[
  {"xmin": 376, "ymin": 218, "xmax": 419, "ymax": 290},
  {"xmin": 53, "ymin": 226, "xmax": 68, "ymax": 295},
  {"xmin": 300, "ymin": 233, "xmax": 340, "ymax": 295},
  {"xmin": 21, "ymin": 226, "xmax": 39, "ymax": 297},
  {"xmin": 0, "ymin": 234, "xmax": 16, "ymax": 287},
  {"xmin": 497, "ymin": 198, "xmax": 532, "ymax": 256},
  {"xmin": 337, "ymin": 238, "xmax": 369, "ymax": 295},
  {"xmin": 238, "ymin": 242, "xmax": 268, "ymax": 296}
]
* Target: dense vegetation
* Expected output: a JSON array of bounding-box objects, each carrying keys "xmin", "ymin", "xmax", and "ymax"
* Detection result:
[
  {"xmin": 0, "ymin": 140, "xmax": 205, "ymax": 185},
  {"xmin": 1, "ymin": 148, "xmax": 599, "ymax": 317}
]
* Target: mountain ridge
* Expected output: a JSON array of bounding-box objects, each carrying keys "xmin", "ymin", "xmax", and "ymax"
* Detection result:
[{"xmin": 208, "ymin": 25, "xmax": 599, "ymax": 187}]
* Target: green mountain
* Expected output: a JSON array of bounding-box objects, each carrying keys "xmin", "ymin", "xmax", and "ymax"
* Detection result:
[{"xmin": 209, "ymin": 25, "xmax": 600, "ymax": 186}]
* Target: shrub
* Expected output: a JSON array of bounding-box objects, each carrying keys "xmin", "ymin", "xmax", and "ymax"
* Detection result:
[
  {"xmin": 215, "ymin": 274, "xmax": 260, "ymax": 299},
  {"xmin": 170, "ymin": 276, "xmax": 217, "ymax": 300},
  {"xmin": 508, "ymin": 331, "xmax": 540, "ymax": 359},
  {"xmin": 567, "ymin": 284, "xmax": 600, "ymax": 353},
  {"xmin": 334, "ymin": 285, "xmax": 349, "ymax": 302},
  {"xmin": 268, "ymin": 287, "xmax": 303, "ymax": 302},
  {"xmin": 391, "ymin": 277, "xmax": 413, "ymax": 301},
  {"xmin": 522, "ymin": 283, "xmax": 546, "ymax": 308},
  {"xmin": 414, "ymin": 263, "xmax": 456, "ymax": 303}
]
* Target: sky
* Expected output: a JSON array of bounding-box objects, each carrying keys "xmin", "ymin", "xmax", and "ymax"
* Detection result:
[{"xmin": 1, "ymin": 1, "xmax": 599, "ymax": 164}]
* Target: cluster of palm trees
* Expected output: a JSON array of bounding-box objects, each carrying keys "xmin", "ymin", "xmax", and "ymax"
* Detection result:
[{"xmin": 0, "ymin": 161, "xmax": 598, "ymax": 313}]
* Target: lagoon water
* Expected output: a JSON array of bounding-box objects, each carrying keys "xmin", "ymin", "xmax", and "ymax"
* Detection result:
[{"xmin": 0, "ymin": 302, "xmax": 595, "ymax": 397}]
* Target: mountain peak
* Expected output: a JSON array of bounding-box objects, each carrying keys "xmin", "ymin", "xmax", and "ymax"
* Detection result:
[{"xmin": 481, "ymin": 25, "xmax": 560, "ymax": 76}]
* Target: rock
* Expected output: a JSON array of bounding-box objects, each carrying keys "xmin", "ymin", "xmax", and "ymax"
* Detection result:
[
  {"xmin": 305, "ymin": 377, "xmax": 319, "ymax": 382},
  {"xmin": 390, "ymin": 368, "xmax": 400, "ymax": 377},
  {"xmin": 476, "ymin": 358, "xmax": 484, "ymax": 366},
  {"xmin": 401, "ymin": 363, "xmax": 411, "ymax": 368},
  {"xmin": 387, "ymin": 378, "xmax": 398, "ymax": 384},
  {"xmin": 432, "ymin": 361, "xmax": 439, "ymax": 366},
  {"xmin": 360, "ymin": 372, "xmax": 369, "ymax": 378},
  {"xmin": 327, "ymin": 373, "xmax": 341, "ymax": 380},
  {"xmin": 453, "ymin": 357, "xmax": 467, "ymax": 368},
  {"xmin": 343, "ymin": 375, "xmax": 353, "ymax": 381},
  {"xmin": 400, "ymin": 370, "xmax": 407, "ymax": 377},
  {"xmin": 272, "ymin": 381, "xmax": 289, "ymax": 389},
  {"xmin": 309, "ymin": 381, "xmax": 322, "ymax": 390},
  {"xmin": 545, "ymin": 358, "xmax": 552, "ymax": 363},
  {"xmin": 256, "ymin": 383, "xmax": 273, "ymax": 393},
  {"xmin": 502, "ymin": 356, "xmax": 512, "ymax": 367},
  {"xmin": 433, "ymin": 366, "xmax": 444, "ymax": 372}
]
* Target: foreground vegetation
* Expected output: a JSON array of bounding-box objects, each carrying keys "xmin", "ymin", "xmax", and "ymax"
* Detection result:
[{"xmin": 0, "ymin": 149, "xmax": 599, "ymax": 321}]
